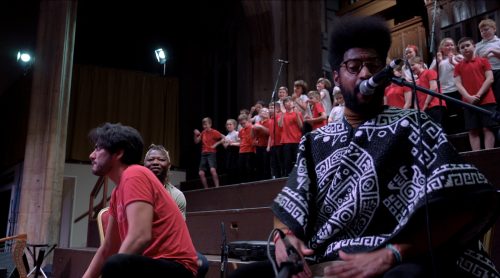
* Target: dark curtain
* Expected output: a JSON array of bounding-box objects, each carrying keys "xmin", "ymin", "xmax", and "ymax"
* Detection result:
[{"xmin": 66, "ymin": 65, "xmax": 180, "ymax": 166}]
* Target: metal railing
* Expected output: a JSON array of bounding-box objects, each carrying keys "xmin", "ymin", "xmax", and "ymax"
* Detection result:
[{"xmin": 74, "ymin": 176, "xmax": 109, "ymax": 223}]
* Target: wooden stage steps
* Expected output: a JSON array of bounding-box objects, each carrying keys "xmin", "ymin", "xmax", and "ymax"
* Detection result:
[{"xmin": 52, "ymin": 147, "xmax": 500, "ymax": 278}]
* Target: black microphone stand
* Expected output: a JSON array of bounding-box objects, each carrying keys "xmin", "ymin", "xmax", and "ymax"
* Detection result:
[
  {"xmin": 220, "ymin": 222, "xmax": 228, "ymax": 278},
  {"xmin": 270, "ymin": 59, "xmax": 288, "ymax": 178},
  {"xmin": 429, "ymin": 0, "xmax": 443, "ymax": 108},
  {"xmin": 402, "ymin": 57, "xmax": 437, "ymax": 278},
  {"xmin": 271, "ymin": 60, "xmax": 288, "ymax": 103},
  {"xmin": 391, "ymin": 77, "xmax": 500, "ymax": 122}
]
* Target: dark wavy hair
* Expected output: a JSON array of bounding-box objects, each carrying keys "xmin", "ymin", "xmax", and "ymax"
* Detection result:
[
  {"xmin": 328, "ymin": 16, "xmax": 391, "ymax": 72},
  {"xmin": 89, "ymin": 122, "xmax": 144, "ymax": 165}
]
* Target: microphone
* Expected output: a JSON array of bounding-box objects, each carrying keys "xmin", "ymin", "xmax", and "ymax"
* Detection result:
[
  {"xmin": 276, "ymin": 230, "xmax": 303, "ymax": 278},
  {"xmin": 358, "ymin": 59, "xmax": 403, "ymax": 96},
  {"xmin": 277, "ymin": 59, "xmax": 289, "ymax": 64}
]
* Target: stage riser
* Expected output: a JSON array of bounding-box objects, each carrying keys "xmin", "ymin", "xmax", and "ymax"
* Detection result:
[
  {"xmin": 184, "ymin": 178, "xmax": 286, "ymax": 212},
  {"xmin": 447, "ymin": 133, "xmax": 471, "ymax": 153},
  {"xmin": 52, "ymin": 248, "xmax": 96, "ymax": 278},
  {"xmin": 447, "ymin": 127, "xmax": 500, "ymax": 153},
  {"xmin": 460, "ymin": 148, "xmax": 500, "ymax": 187},
  {"xmin": 187, "ymin": 208, "xmax": 274, "ymax": 255}
]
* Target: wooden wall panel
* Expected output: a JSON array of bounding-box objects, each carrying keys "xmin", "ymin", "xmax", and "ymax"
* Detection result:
[{"xmin": 389, "ymin": 17, "xmax": 428, "ymax": 63}]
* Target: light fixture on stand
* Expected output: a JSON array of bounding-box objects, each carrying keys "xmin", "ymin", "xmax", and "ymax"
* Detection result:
[
  {"xmin": 154, "ymin": 48, "xmax": 167, "ymax": 76},
  {"xmin": 17, "ymin": 50, "xmax": 34, "ymax": 75}
]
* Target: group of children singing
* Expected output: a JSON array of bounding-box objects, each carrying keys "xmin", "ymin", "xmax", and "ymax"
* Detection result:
[
  {"xmin": 385, "ymin": 19, "xmax": 499, "ymax": 152},
  {"xmin": 193, "ymin": 78, "xmax": 344, "ymax": 188},
  {"xmin": 194, "ymin": 18, "xmax": 500, "ymax": 188}
]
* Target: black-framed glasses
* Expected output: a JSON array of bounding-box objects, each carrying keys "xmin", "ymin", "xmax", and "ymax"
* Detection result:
[{"xmin": 340, "ymin": 58, "xmax": 383, "ymax": 75}]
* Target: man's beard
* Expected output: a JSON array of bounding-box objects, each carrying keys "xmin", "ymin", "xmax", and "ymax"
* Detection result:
[
  {"xmin": 340, "ymin": 83, "xmax": 385, "ymax": 117},
  {"xmin": 148, "ymin": 167, "xmax": 167, "ymax": 183},
  {"xmin": 155, "ymin": 172, "xmax": 167, "ymax": 183},
  {"xmin": 92, "ymin": 158, "xmax": 112, "ymax": 177}
]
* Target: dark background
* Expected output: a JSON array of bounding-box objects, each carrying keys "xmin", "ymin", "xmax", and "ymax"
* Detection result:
[
  {"xmin": 0, "ymin": 0, "xmax": 248, "ymax": 179},
  {"xmin": 0, "ymin": 0, "xmax": 439, "ymax": 180}
]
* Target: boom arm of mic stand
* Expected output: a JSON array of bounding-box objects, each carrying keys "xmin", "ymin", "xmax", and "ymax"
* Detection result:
[
  {"xmin": 390, "ymin": 77, "xmax": 500, "ymax": 122},
  {"xmin": 271, "ymin": 61, "xmax": 287, "ymax": 102}
]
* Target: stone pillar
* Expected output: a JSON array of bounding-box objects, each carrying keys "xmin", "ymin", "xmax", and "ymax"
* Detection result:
[{"xmin": 17, "ymin": 0, "xmax": 77, "ymax": 250}]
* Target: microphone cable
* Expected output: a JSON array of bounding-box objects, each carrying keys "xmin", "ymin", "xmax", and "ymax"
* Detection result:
[
  {"xmin": 267, "ymin": 229, "xmax": 281, "ymax": 276},
  {"xmin": 405, "ymin": 59, "xmax": 437, "ymax": 278}
]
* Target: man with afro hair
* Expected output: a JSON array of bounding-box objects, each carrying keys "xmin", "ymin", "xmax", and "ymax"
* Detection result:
[{"xmin": 231, "ymin": 16, "xmax": 499, "ymax": 278}]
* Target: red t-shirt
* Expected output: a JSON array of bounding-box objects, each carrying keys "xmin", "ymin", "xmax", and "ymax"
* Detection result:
[
  {"xmin": 281, "ymin": 111, "xmax": 303, "ymax": 144},
  {"xmin": 385, "ymin": 83, "xmax": 410, "ymax": 108},
  {"xmin": 200, "ymin": 128, "xmax": 223, "ymax": 153},
  {"xmin": 454, "ymin": 57, "xmax": 496, "ymax": 105},
  {"xmin": 415, "ymin": 69, "xmax": 446, "ymax": 110},
  {"xmin": 268, "ymin": 116, "xmax": 283, "ymax": 146},
  {"xmin": 310, "ymin": 102, "xmax": 327, "ymax": 130},
  {"xmin": 109, "ymin": 165, "xmax": 198, "ymax": 275},
  {"xmin": 238, "ymin": 124, "xmax": 256, "ymax": 153},
  {"xmin": 254, "ymin": 119, "xmax": 271, "ymax": 147}
]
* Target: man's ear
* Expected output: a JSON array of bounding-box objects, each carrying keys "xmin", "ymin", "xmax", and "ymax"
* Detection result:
[
  {"xmin": 333, "ymin": 71, "xmax": 340, "ymax": 87},
  {"xmin": 114, "ymin": 149, "xmax": 124, "ymax": 162}
]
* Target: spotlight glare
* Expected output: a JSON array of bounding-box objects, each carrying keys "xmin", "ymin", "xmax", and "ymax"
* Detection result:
[
  {"xmin": 21, "ymin": 53, "xmax": 31, "ymax": 62},
  {"xmin": 155, "ymin": 48, "xmax": 167, "ymax": 64},
  {"xmin": 17, "ymin": 50, "xmax": 33, "ymax": 63}
]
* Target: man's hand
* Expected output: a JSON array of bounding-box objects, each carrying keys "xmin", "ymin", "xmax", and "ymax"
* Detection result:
[
  {"xmin": 275, "ymin": 233, "xmax": 314, "ymax": 278},
  {"xmin": 322, "ymin": 249, "xmax": 395, "ymax": 278},
  {"xmin": 193, "ymin": 129, "xmax": 201, "ymax": 136}
]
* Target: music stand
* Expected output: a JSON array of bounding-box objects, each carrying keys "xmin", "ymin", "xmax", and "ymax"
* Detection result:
[{"xmin": 26, "ymin": 244, "xmax": 56, "ymax": 278}]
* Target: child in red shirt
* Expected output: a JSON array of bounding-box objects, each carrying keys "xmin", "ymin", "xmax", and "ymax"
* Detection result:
[
  {"xmin": 304, "ymin": 90, "xmax": 327, "ymax": 130},
  {"xmin": 454, "ymin": 37, "xmax": 497, "ymax": 150},
  {"xmin": 384, "ymin": 68, "xmax": 411, "ymax": 109},
  {"xmin": 409, "ymin": 56, "xmax": 447, "ymax": 126},
  {"xmin": 193, "ymin": 117, "xmax": 223, "ymax": 188},
  {"xmin": 235, "ymin": 114, "xmax": 255, "ymax": 182},
  {"xmin": 268, "ymin": 102, "xmax": 284, "ymax": 178},
  {"xmin": 253, "ymin": 108, "xmax": 272, "ymax": 180},
  {"xmin": 279, "ymin": 96, "xmax": 304, "ymax": 176}
]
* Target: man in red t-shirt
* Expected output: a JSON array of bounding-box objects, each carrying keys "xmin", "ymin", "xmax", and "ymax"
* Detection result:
[
  {"xmin": 83, "ymin": 123, "xmax": 198, "ymax": 278},
  {"xmin": 193, "ymin": 117, "xmax": 224, "ymax": 188}
]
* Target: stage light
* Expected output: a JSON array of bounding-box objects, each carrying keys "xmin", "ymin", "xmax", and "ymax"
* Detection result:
[
  {"xmin": 17, "ymin": 50, "xmax": 34, "ymax": 75},
  {"xmin": 17, "ymin": 51, "xmax": 33, "ymax": 63},
  {"xmin": 155, "ymin": 48, "xmax": 167, "ymax": 64}
]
